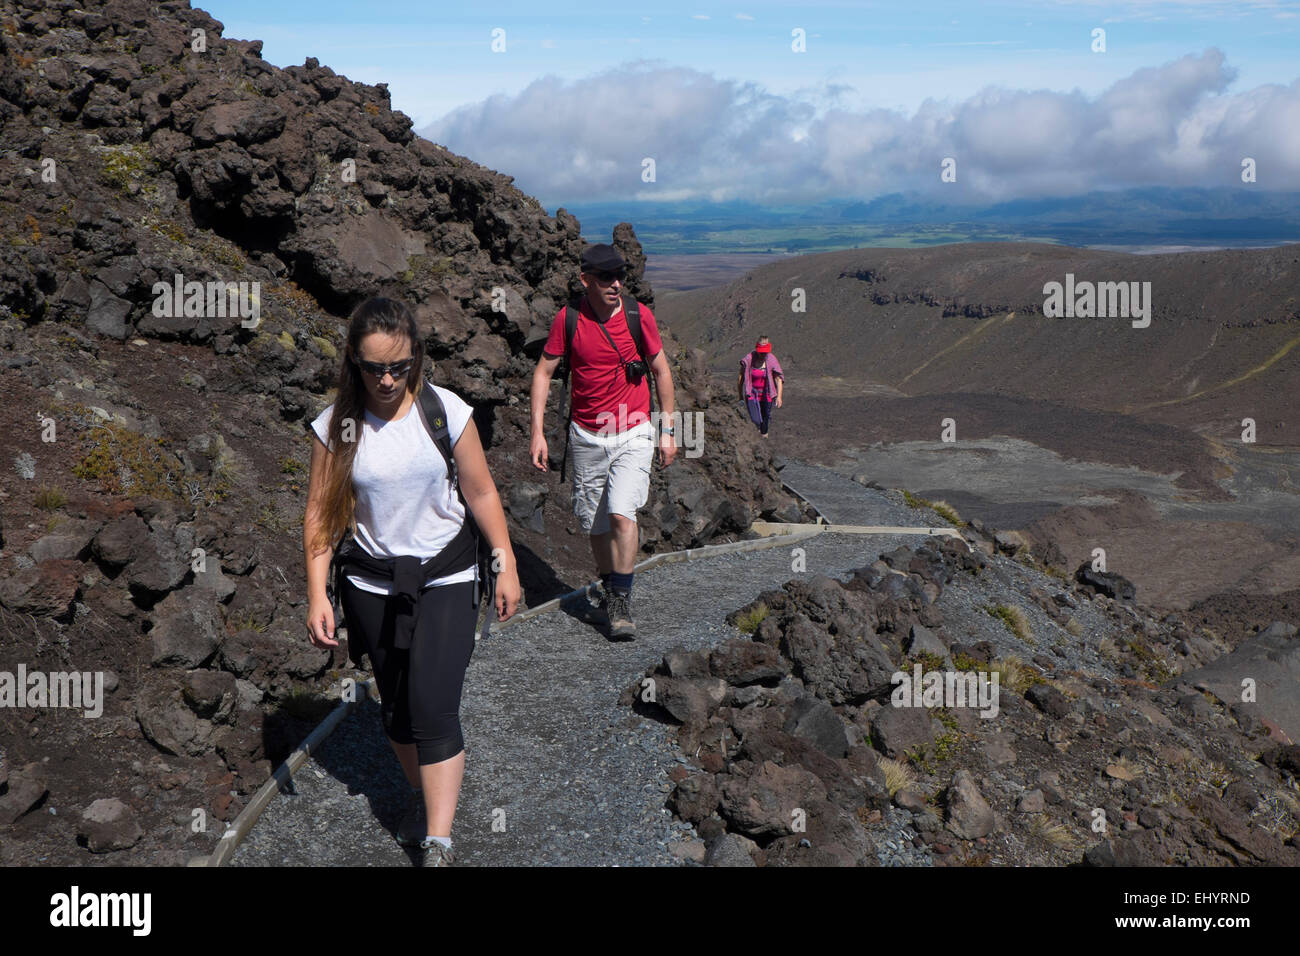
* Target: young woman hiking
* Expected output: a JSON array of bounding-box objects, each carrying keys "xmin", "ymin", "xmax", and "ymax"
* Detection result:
[
  {"xmin": 303, "ymin": 296, "xmax": 521, "ymax": 866},
  {"xmin": 737, "ymin": 335, "xmax": 784, "ymax": 437}
]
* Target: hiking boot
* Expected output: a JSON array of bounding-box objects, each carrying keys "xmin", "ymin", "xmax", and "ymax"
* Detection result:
[
  {"xmin": 607, "ymin": 590, "xmax": 635, "ymax": 640},
  {"xmin": 396, "ymin": 789, "xmax": 426, "ymax": 846},
  {"xmin": 419, "ymin": 837, "xmax": 456, "ymax": 866}
]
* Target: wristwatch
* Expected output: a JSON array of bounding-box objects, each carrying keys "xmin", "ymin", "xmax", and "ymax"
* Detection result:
[{"xmin": 661, "ymin": 425, "xmax": 675, "ymax": 435}]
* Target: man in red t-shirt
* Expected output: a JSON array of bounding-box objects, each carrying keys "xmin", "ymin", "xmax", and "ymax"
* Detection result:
[{"xmin": 530, "ymin": 244, "xmax": 678, "ymax": 639}]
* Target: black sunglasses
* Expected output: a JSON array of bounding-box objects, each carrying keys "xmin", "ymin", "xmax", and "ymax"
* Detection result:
[
  {"xmin": 590, "ymin": 269, "xmax": 625, "ymax": 284},
  {"xmin": 354, "ymin": 356, "xmax": 414, "ymax": 379}
]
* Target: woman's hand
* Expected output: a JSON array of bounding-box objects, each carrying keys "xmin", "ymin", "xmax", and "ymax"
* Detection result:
[
  {"xmin": 307, "ymin": 595, "xmax": 338, "ymax": 648},
  {"xmin": 494, "ymin": 566, "xmax": 522, "ymax": 621},
  {"xmin": 776, "ymin": 395, "xmax": 783, "ymax": 408}
]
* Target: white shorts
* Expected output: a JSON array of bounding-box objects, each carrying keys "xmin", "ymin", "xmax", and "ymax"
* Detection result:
[{"xmin": 569, "ymin": 420, "xmax": 654, "ymax": 535}]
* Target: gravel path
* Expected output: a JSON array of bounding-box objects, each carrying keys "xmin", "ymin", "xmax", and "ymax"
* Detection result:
[{"xmin": 230, "ymin": 462, "xmax": 949, "ymax": 867}]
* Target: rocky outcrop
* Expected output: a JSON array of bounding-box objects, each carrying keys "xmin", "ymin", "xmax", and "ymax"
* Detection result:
[{"xmin": 629, "ymin": 535, "xmax": 1300, "ymax": 866}]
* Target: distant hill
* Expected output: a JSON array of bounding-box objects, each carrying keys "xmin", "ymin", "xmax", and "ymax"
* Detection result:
[
  {"xmin": 565, "ymin": 190, "xmax": 1300, "ymax": 254},
  {"xmin": 655, "ymin": 242, "xmax": 1300, "ymax": 445}
]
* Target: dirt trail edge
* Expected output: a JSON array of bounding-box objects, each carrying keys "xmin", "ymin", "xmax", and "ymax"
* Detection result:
[{"xmin": 228, "ymin": 463, "xmax": 933, "ymax": 866}]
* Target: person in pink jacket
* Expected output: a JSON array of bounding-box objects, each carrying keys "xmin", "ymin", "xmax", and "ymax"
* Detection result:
[{"xmin": 737, "ymin": 336, "xmax": 784, "ymax": 437}]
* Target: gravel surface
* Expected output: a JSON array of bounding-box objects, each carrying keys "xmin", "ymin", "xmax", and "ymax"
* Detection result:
[{"xmin": 231, "ymin": 462, "xmax": 947, "ymax": 867}]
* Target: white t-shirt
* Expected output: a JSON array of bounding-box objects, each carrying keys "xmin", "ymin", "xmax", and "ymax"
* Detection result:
[{"xmin": 310, "ymin": 382, "xmax": 478, "ymax": 595}]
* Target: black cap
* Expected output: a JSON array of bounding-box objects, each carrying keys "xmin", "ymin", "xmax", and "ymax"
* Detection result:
[{"xmin": 580, "ymin": 243, "xmax": 626, "ymax": 274}]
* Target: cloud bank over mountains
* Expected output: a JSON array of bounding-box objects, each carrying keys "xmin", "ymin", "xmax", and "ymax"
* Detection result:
[{"xmin": 420, "ymin": 49, "xmax": 1300, "ymax": 205}]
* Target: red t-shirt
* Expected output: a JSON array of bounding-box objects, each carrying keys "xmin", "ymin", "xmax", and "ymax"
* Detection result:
[{"xmin": 543, "ymin": 297, "xmax": 663, "ymax": 433}]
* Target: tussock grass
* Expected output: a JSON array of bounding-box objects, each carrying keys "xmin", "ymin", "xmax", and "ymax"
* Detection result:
[
  {"xmin": 878, "ymin": 757, "xmax": 914, "ymax": 797},
  {"xmin": 984, "ymin": 603, "xmax": 1032, "ymax": 643},
  {"xmin": 1027, "ymin": 816, "xmax": 1077, "ymax": 850},
  {"xmin": 34, "ymin": 486, "xmax": 66, "ymax": 511},
  {"xmin": 988, "ymin": 655, "xmax": 1045, "ymax": 694},
  {"xmin": 902, "ymin": 490, "xmax": 963, "ymax": 527}
]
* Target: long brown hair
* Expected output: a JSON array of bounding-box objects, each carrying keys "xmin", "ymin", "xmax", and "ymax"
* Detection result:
[{"xmin": 308, "ymin": 297, "xmax": 425, "ymax": 554}]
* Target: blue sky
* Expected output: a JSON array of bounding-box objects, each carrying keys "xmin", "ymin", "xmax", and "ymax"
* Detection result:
[{"xmin": 204, "ymin": 1, "xmax": 1300, "ymax": 205}]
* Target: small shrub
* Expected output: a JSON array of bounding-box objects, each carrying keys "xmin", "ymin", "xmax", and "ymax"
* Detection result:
[
  {"xmin": 34, "ymin": 486, "xmax": 66, "ymax": 510},
  {"xmin": 902, "ymin": 489, "xmax": 928, "ymax": 509},
  {"xmin": 907, "ymin": 650, "xmax": 946, "ymax": 673},
  {"xmin": 984, "ymin": 603, "xmax": 1032, "ymax": 643},
  {"xmin": 1065, "ymin": 617, "xmax": 1084, "ymax": 637},
  {"xmin": 734, "ymin": 602, "xmax": 769, "ymax": 635}
]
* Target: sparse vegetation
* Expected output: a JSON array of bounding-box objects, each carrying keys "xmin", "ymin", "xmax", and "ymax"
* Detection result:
[
  {"xmin": 67, "ymin": 403, "xmax": 233, "ymax": 505},
  {"xmin": 901, "ymin": 490, "xmax": 963, "ymax": 526},
  {"xmin": 145, "ymin": 217, "xmax": 187, "ymax": 242},
  {"xmin": 734, "ymin": 602, "xmax": 769, "ymax": 635},
  {"xmin": 1065, "ymin": 617, "xmax": 1084, "ymax": 637},
  {"xmin": 202, "ymin": 238, "xmax": 246, "ymax": 270},
  {"xmin": 905, "ymin": 727, "xmax": 960, "ymax": 774},
  {"xmin": 928, "ymin": 500, "xmax": 963, "ymax": 526},
  {"xmin": 280, "ymin": 456, "xmax": 305, "ymax": 476},
  {"xmin": 99, "ymin": 143, "xmax": 153, "ymax": 193},
  {"xmin": 878, "ymin": 757, "xmax": 914, "ymax": 797},
  {"xmin": 984, "ymin": 603, "xmax": 1032, "ymax": 643},
  {"xmin": 1127, "ymin": 637, "xmax": 1176, "ymax": 684},
  {"xmin": 34, "ymin": 486, "xmax": 66, "ymax": 511},
  {"xmin": 227, "ymin": 612, "xmax": 269, "ymax": 634},
  {"xmin": 988, "ymin": 655, "xmax": 1046, "ymax": 693},
  {"xmin": 1026, "ymin": 815, "xmax": 1077, "ymax": 850},
  {"xmin": 279, "ymin": 687, "xmax": 335, "ymax": 722},
  {"xmin": 72, "ymin": 419, "xmax": 182, "ymax": 500}
]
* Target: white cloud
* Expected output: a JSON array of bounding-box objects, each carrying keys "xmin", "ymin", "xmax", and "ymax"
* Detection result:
[{"xmin": 419, "ymin": 50, "xmax": 1300, "ymax": 203}]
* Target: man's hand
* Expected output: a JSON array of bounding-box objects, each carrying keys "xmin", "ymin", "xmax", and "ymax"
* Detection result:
[
  {"xmin": 657, "ymin": 430, "xmax": 677, "ymax": 467},
  {"xmin": 530, "ymin": 432, "xmax": 549, "ymax": 471}
]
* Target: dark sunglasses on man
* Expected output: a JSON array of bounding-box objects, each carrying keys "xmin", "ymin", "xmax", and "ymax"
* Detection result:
[{"xmin": 590, "ymin": 269, "xmax": 625, "ymax": 284}]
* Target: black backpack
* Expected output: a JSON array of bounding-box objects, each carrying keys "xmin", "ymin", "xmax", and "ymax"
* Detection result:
[
  {"xmin": 327, "ymin": 382, "xmax": 498, "ymax": 641},
  {"xmin": 557, "ymin": 294, "xmax": 655, "ymax": 480}
]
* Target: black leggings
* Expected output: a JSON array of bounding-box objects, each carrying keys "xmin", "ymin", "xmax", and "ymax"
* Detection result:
[{"xmin": 341, "ymin": 577, "xmax": 477, "ymax": 765}]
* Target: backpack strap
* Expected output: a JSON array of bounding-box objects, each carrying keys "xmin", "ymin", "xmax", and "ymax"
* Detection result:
[
  {"xmin": 558, "ymin": 301, "xmax": 580, "ymax": 481},
  {"xmin": 414, "ymin": 382, "xmax": 496, "ymax": 640},
  {"xmin": 621, "ymin": 294, "xmax": 656, "ymax": 421}
]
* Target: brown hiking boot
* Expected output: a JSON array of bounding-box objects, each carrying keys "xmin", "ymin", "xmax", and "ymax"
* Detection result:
[{"xmin": 607, "ymin": 590, "xmax": 635, "ymax": 640}]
